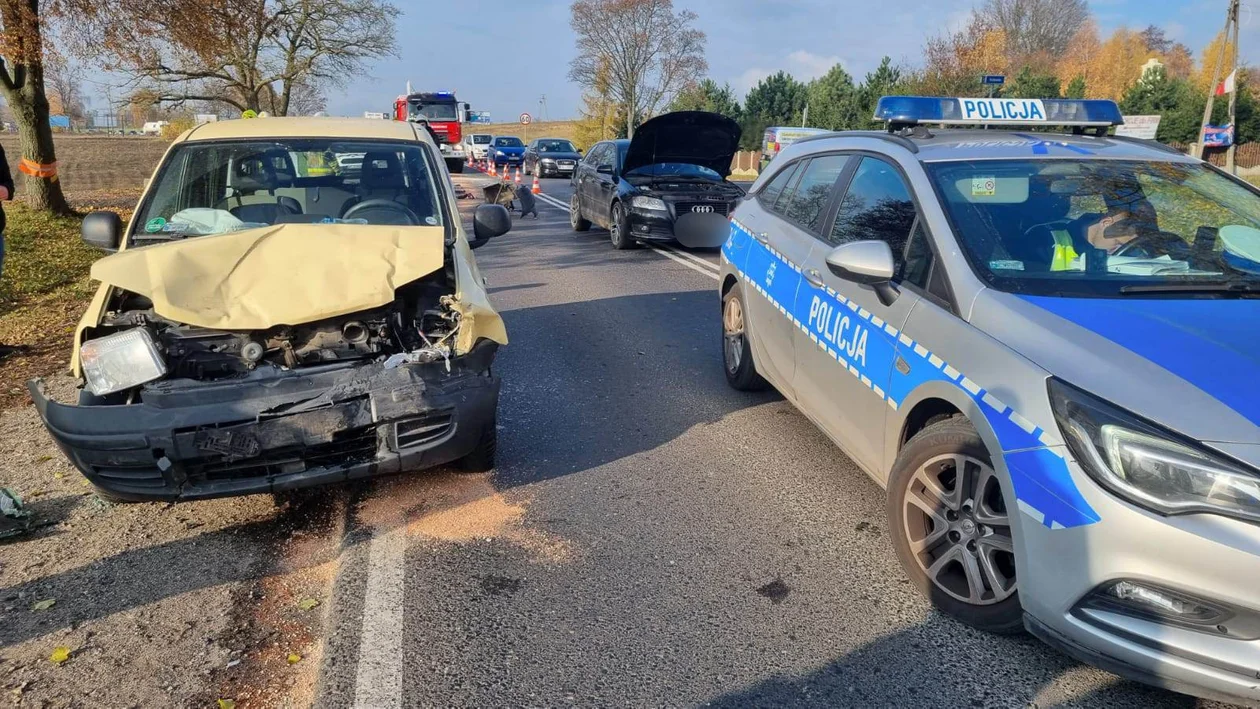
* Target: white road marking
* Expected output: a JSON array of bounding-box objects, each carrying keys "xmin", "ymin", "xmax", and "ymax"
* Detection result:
[
  {"xmin": 352, "ymin": 528, "xmax": 407, "ymax": 709},
  {"xmin": 656, "ymin": 242, "xmax": 720, "ymax": 273},
  {"xmin": 533, "ymin": 191, "xmax": 718, "ymax": 281}
]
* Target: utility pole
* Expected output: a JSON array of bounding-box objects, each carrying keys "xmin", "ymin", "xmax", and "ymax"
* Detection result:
[
  {"xmin": 1227, "ymin": 0, "xmax": 1241, "ymax": 172},
  {"xmin": 1195, "ymin": 0, "xmax": 1240, "ymax": 163}
]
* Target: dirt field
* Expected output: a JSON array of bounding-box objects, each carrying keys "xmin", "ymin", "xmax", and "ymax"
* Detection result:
[
  {"xmin": 0, "ymin": 134, "xmax": 168, "ymax": 203},
  {"xmin": 477, "ymin": 119, "xmax": 580, "ymax": 145}
]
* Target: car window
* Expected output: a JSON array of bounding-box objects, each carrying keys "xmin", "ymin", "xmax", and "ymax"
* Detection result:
[
  {"xmin": 538, "ymin": 140, "xmax": 577, "ymax": 153},
  {"xmin": 830, "ymin": 157, "xmax": 918, "ymax": 255},
  {"xmin": 584, "ymin": 143, "xmax": 605, "ymax": 166},
  {"xmin": 783, "ymin": 154, "xmax": 850, "ymax": 232},
  {"xmin": 903, "ymin": 220, "xmax": 933, "ymax": 288},
  {"xmin": 492, "ymin": 137, "xmax": 524, "ymax": 148},
  {"xmin": 759, "ymin": 161, "xmax": 800, "ymax": 210},
  {"xmin": 596, "ymin": 144, "xmax": 614, "ymax": 170},
  {"xmin": 926, "ymin": 158, "xmax": 1260, "ymax": 297},
  {"xmin": 132, "ymin": 138, "xmax": 444, "ymax": 241}
]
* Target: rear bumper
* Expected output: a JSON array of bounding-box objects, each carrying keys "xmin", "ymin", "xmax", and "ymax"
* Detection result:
[{"xmin": 29, "ymin": 341, "xmax": 500, "ymax": 501}]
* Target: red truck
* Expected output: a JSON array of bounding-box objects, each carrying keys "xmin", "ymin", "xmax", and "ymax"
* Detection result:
[{"xmin": 393, "ymin": 89, "xmax": 471, "ymax": 173}]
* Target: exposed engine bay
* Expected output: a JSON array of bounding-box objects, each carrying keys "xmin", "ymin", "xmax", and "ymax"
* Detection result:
[{"xmin": 85, "ymin": 273, "xmax": 461, "ymax": 394}]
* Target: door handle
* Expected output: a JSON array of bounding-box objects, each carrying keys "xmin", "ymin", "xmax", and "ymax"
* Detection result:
[
  {"xmin": 754, "ymin": 232, "xmax": 770, "ymax": 244},
  {"xmin": 804, "ymin": 268, "xmax": 825, "ymax": 288}
]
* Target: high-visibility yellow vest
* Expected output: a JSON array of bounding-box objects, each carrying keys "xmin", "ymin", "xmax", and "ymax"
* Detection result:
[{"xmin": 1050, "ymin": 229, "xmax": 1078, "ymax": 271}]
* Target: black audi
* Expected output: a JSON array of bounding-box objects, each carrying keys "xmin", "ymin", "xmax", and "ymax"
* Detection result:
[
  {"xmin": 568, "ymin": 111, "xmax": 744, "ymax": 250},
  {"xmin": 523, "ymin": 138, "xmax": 582, "ymax": 178}
]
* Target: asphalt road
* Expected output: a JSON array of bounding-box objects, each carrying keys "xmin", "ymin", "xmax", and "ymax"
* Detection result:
[{"xmin": 313, "ymin": 175, "xmax": 1211, "ymax": 708}]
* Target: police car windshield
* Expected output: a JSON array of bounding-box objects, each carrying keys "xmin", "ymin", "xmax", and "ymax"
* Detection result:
[{"xmin": 927, "ymin": 159, "xmax": 1260, "ymax": 297}]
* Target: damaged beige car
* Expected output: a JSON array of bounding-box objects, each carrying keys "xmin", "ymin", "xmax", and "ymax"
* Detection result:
[{"xmin": 29, "ymin": 117, "xmax": 513, "ymax": 501}]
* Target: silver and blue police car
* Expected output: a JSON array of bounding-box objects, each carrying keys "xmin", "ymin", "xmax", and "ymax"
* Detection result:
[{"xmin": 719, "ymin": 96, "xmax": 1260, "ymax": 704}]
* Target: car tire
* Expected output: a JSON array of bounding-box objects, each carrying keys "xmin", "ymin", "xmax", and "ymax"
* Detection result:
[
  {"xmin": 721, "ymin": 284, "xmax": 768, "ymax": 391},
  {"xmin": 608, "ymin": 202, "xmax": 639, "ymax": 250},
  {"xmin": 458, "ymin": 418, "xmax": 498, "ymax": 473},
  {"xmin": 887, "ymin": 418, "xmax": 1023, "ymax": 635},
  {"xmin": 570, "ymin": 194, "xmax": 591, "ymax": 232}
]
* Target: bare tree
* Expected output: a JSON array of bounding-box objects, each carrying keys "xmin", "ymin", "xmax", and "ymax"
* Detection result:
[
  {"xmin": 0, "ymin": 0, "xmax": 72, "ymax": 213},
  {"xmin": 69, "ymin": 0, "xmax": 397, "ymax": 116},
  {"xmin": 976, "ymin": 0, "xmax": 1089, "ymax": 58},
  {"xmin": 568, "ymin": 0, "xmax": 707, "ymax": 137},
  {"xmin": 44, "ymin": 49, "xmax": 87, "ymax": 127}
]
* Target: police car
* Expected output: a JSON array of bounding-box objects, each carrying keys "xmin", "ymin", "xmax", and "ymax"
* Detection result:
[{"xmin": 719, "ymin": 96, "xmax": 1260, "ymax": 703}]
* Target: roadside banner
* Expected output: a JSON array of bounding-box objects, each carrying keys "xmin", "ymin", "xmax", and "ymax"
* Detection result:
[
  {"xmin": 1204, "ymin": 124, "xmax": 1234, "ymax": 148},
  {"xmin": 1115, "ymin": 115, "xmax": 1161, "ymax": 140}
]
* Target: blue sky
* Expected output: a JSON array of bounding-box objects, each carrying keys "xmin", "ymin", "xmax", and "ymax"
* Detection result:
[{"xmin": 336, "ymin": 0, "xmax": 1255, "ymax": 120}]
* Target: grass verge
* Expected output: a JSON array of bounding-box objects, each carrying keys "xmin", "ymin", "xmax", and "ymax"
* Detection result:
[{"xmin": 0, "ymin": 203, "xmax": 120, "ymax": 409}]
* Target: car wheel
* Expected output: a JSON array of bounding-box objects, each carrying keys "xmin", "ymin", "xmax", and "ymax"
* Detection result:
[
  {"xmin": 570, "ymin": 194, "xmax": 591, "ymax": 231},
  {"xmin": 609, "ymin": 202, "xmax": 639, "ymax": 250},
  {"xmin": 887, "ymin": 418, "xmax": 1023, "ymax": 634},
  {"xmin": 458, "ymin": 417, "xmax": 498, "ymax": 473},
  {"xmin": 722, "ymin": 284, "xmax": 768, "ymax": 391}
]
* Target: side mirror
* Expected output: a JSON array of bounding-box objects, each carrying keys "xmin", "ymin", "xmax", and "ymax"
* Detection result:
[
  {"xmin": 825, "ymin": 240, "xmax": 899, "ymax": 305},
  {"xmin": 596, "ymin": 164, "xmax": 613, "ymax": 175},
  {"xmin": 82, "ymin": 211, "xmax": 123, "ymax": 252},
  {"xmin": 471, "ymin": 203, "xmax": 511, "ymax": 247}
]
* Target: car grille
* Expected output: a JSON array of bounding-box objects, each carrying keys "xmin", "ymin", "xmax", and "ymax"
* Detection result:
[
  {"xmin": 394, "ymin": 410, "xmax": 455, "ymax": 450},
  {"xmin": 91, "ymin": 463, "xmax": 167, "ymax": 489},
  {"xmin": 675, "ymin": 201, "xmax": 730, "ymax": 217},
  {"xmin": 194, "ymin": 426, "xmax": 379, "ymax": 481}
]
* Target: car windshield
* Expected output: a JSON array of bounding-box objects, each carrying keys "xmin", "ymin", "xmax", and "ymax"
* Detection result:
[
  {"xmin": 538, "ymin": 140, "xmax": 576, "ymax": 153},
  {"xmin": 471, "ymin": 135, "xmax": 492, "ymax": 144},
  {"xmin": 493, "ymin": 137, "xmax": 523, "ymax": 148},
  {"xmin": 132, "ymin": 138, "xmax": 444, "ymax": 241},
  {"xmin": 625, "ymin": 162, "xmax": 722, "ymax": 180},
  {"xmin": 926, "ymin": 159, "xmax": 1260, "ymax": 297},
  {"xmin": 408, "ymin": 101, "xmax": 457, "ymax": 121}
]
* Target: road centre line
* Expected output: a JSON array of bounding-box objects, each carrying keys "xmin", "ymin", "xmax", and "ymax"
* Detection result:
[{"xmin": 532, "ymin": 192, "xmax": 719, "ymax": 281}]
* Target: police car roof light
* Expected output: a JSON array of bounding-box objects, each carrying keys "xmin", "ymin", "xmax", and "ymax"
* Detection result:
[{"xmin": 874, "ymin": 96, "xmax": 1124, "ymax": 129}]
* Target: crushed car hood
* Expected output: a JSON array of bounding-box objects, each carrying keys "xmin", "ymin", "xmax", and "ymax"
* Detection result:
[
  {"xmin": 91, "ymin": 225, "xmax": 449, "ymax": 330},
  {"xmin": 622, "ymin": 111, "xmax": 742, "ymax": 178}
]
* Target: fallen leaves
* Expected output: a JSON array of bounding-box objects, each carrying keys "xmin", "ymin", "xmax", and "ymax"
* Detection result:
[
  {"xmin": 286, "ymin": 653, "xmax": 302, "ymax": 665},
  {"xmin": 217, "ymin": 699, "xmax": 236, "ymax": 709},
  {"xmin": 296, "ymin": 598, "xmax": 320, "ymax": 611},
  {"xmin": 48, "ymin": 647, "xmax": 72, "ymax": 664},
  {"xmin": 30, "ymin": 598, "xmax": 55, "ymax": 611}
]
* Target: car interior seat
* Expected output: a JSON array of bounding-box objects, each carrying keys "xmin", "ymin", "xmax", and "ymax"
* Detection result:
[
  {"xmin": 218, "ymin": 152, "xmax": 302, "ymax": 224},
  {"xmin": 1010, "ymin": 183, "xmax": 1072, "ymax": 271}
]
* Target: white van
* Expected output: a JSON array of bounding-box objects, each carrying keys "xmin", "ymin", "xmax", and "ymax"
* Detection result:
[
  {"xmin": 465, "ymin": 133, "xmax": 493, "ymax": 160},
  {"xmin": 141, "ymin": 121, "xmax": 170, "ymax": 135}
]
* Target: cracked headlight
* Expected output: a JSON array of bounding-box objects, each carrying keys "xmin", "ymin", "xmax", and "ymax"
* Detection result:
[
  {"xmin": 631, "ymin": 196, "xmax": 667, "ymax": 211},
  {"xmin": 1049, "ymin": 379, "xmax": 1260, "ymax": 523},
  {"xmin": 80, "ymin": 328, "xmax": 167, "ymax": 396}
]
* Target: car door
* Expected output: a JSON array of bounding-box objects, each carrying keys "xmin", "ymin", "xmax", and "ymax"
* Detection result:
[
  {"xmin": 576, "ymin": 142, "xmax": 608, "ymax": 216},
  {"xmin": 742, "ymin": 155, "xmax": 852, "ymax": 400},
  {"xmin": 793, "ymin": 155, "xmax": 925, "ymax": 476},
  {"xmin": 591, "ymin": 143, "xmax": 618, "ymax": 227}
]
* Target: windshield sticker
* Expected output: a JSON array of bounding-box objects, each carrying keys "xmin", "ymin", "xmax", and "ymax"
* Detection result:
[
  {"xmin": 972, "ymin": 176, "xmax": 997, "ymax": 197},
  {"xmin": 989, "ymin": 260, "xmax": 1025, "ymax": 271},
  {"xmin": 144, "ymin": 217, "xmax": 167, "ymax": 233},
  {"xmin": 161, "ymin": 222, "xmax": 189, "ymax": 234},
  {"xmin": 424, "ymin": 216, "xmax": 438, "ymax": 225}
]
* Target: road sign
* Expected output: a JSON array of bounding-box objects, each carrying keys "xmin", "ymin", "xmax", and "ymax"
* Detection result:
[
  {"xmin": 1114, "ymin": 114, "xmax": 1161, "ymax": 140},
  {"xmin": 982, "ymin": 75, "xmax": 1006, "ymax": 85},
  {"xmin": 520, "ymin": 113, "xmax": 533, "ymax": 125},
  {"xmin": 469, "ymin": 111, "xmax": 492, "ymax": 124}
]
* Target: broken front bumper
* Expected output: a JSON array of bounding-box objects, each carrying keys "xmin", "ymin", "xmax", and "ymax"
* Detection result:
[{"xmin": 29, "ymin": 341, "xmax": 500, "ymax": 501}]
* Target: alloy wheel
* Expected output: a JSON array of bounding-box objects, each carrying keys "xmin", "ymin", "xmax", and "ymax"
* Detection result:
[
  {"xmin": 902, "ymin": 453, "xmax": 1016, "ymax": 606},
  {"xmin": 570, "ymin": 195, "xmax": 581, "ymax": 228}
]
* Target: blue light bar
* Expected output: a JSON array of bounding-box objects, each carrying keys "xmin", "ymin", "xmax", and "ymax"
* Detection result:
[{"xmin": 874, "ymin": 96, "xmax": 1124, "ymax": 128}]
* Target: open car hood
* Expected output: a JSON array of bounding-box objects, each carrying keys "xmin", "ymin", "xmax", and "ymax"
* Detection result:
[
  {"xmin": 622, "ymin": 111, "xmax": 741, "ymax": 178},
  {"xmin": 91, "ymin": 225, "xmax": 448, "ymax": 330}
]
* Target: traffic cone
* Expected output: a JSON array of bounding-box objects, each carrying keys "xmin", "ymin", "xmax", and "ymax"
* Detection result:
[
  {"xmin": 514, "ymin": 167, "xmax": 521, "ymax": 186},
  {"xmin": 489, "ymin": 162, "xmax": 496, "ymax": 177},
  {"xmin": 531, "ymin": 171, "xmax": 541, "ymax": 194}
]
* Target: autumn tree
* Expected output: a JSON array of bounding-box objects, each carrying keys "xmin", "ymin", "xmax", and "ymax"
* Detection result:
[
  {"xmin": 568, "ymin": 0, "xmax": 707, "ymax": 137},
  {"xmin": 919, "ymin": 17, "xmax": 1006, "ymax": 95},
  {"xmin": 44, "ymin": 50, "xmax": 87, "ymax": 127},
  {"xmin": 668, "ymin": 78, "xmax": 741, "ymax": 121},
  {"xmin": 1090, "ymin": 28, "xmax": 1149, "ymax": 101},
  {"xmin": 0, "ymin": 0, "xmax": 71, "ymax": 213},
  {"xmin": 1195, "ymin": 31, "xmax": 1238, "ymax": 96},
  {"xmin": 1056, "ymin": 21, "xmax": 1100, "ymax": 96},
  {"xmin": 975, "ymin": 0, "xmax": 1088, "ymax": 59},
  {"xmin": 70, "ymin": 0, "xmax": 398, "ymax": 116}
]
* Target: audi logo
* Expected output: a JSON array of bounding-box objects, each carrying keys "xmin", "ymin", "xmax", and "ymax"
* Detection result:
[{"xmin": 691, "ymin": 205, "xmax": 715, "ymax": 214}]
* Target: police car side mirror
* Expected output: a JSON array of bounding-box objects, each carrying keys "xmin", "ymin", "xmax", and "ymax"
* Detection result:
[{"xmin": 825, "ymin": 241, "xmax": 899, "ymax": 305}]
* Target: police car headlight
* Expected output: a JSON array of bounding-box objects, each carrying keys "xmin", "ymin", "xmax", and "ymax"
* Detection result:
[
  {"xmin": 631, "ymin": 196, "xmax": 667, "ymax": 211},
  {"xmin": 80, "ymin": 328, "xmax": 168, "ymax": 397},
  {"xmin": 1050, "ymin": 379, "xmax": 1260, "ymax": 524}
]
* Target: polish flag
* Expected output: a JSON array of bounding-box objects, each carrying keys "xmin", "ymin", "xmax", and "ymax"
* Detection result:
[{"xmin": 1216, "ymin": 70, "xmax": 1237, "ymax": 96}]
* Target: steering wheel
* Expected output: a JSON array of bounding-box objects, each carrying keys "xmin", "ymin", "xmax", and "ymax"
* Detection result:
[
  {"xmin": 341, "ymin": 199, "xmax": 421, "ymax": 226},
  {"xmin": 1111, "ymin": 232, "xmax": 1189, "ymax": 259},
  {"xmin": 1020, "ymin": 219, "xmax": 1073, "ymax": 242}
]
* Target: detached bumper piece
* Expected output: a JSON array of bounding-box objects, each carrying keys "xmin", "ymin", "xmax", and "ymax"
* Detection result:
[{"xmin": 30, "ymin": 341, "xmax": 500, "ymax": 501}]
